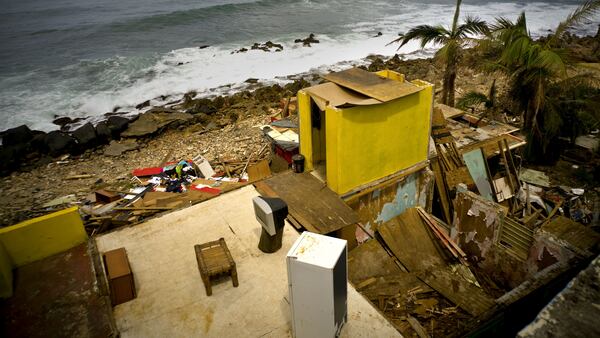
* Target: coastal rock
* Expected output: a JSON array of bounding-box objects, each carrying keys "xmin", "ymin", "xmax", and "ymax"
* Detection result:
[
  {"xmin": 71, "ymin": 122, "xmax": 98, "ymax": 149},
  {"xmin": 0, "ymin": 144, "xmax": 26, "ymax": 175},
  {"xmin": 245, "ymin": 78, "xmax": 259, "ymax": 84},
  {"xmin": 53, "ymin": 117, "xmax": 73, "ymax": 127},
  {"xmin": 30, "ymin": 131, "xmax": 48, "ymax": 153},
  {"xmin": 121, "ymin": 111, "xmax": 193, "ymax": 137},
  {"xmin": 107, "ymin": 116, "xmax": 130, "ymax": 138},
  {"xmin": 135, "ymin": 100, "xmax": 150, "ymax": 110},
  {"xmin": 294, "ymin": 33, "xmax": 319, "ymax": 47},
  {"xmin": 1, "ymin": 124, "xmax": 33, "ymax": 146},
  {"xmin": 95, "ymin": 121, "xmax": 111, "ymax": 143},
  {"xmin": 104, "ymin": 140, "xmax": 139, "ymax": 156},
  {"xmin": 44, "ymin": 131, "xmax": 76, "ymax": 156}
]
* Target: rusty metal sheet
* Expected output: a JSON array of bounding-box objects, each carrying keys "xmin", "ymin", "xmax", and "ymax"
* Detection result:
[{"xmin": 323, "ymin": 68, "xmax": 423, "ymax": 102}]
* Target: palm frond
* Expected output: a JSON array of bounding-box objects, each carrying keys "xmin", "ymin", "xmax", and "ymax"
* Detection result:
[
  {"xmin": 490, "ymin": 16, "xmax": 514, "ymax": 32},
  {"xmin": 532, "ymin": 48, "xmax": 567, "ymax": 78},
  {"xmin": 456, "ymin": 16, "xmax": 489, "ymax": 38},
  {"xmin": 393, "ymin": 25, "xmax": 450, "ymax": 49},
  {"xmin": 456, "ymin": 91, "xmax": 489, "ymax": 109},
  {"xmin": 551, "ymin": 0, "xmax": 600, "ymax": 45}
]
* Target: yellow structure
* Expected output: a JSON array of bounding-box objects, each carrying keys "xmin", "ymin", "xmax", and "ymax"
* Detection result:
[
  {"xmin": 0, "ymin": 243, "xmax": 12, "ymax": 298},
  {"xmin": 0, "ymin": 207, "xmax": 87, "ymax": 297},
  {"xmin": 298, "ymin": 68, "xmax": 433, "ymax": 195}
]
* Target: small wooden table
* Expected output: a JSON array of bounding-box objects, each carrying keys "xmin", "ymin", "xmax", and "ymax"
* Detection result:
[{"xmin": 194, "ymin": 238, "xmax": 239, "ymax": 296}]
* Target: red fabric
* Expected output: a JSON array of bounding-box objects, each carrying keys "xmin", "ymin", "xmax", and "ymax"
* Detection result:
[
  {"xmin": 190, "ymin": 186, "xmax": 221, "ymax": 195},
  {"xmin": 132, "ymin": 167, "xmax": 163, "ymax": 177}
]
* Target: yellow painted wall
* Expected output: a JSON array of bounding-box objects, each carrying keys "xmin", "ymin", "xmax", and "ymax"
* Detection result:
[
  {"xmin": 298, "ymin": 90, "xmax": 314, "ymax": 171},
  {"xmin": 299, "ymin": 70, "xmax": 433, "ymax": 194},
  {"xmin": 0, "ymin": 242, "xmax": 12, "ymax": 298},
  {"xmin": 0, "ymin": 207, "xmax": 87, "ymax": 267}
]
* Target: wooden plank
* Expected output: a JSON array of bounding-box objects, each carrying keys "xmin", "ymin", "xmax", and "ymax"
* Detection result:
[
  {"xmin": 377, "ymin": 208, "xmax": 446, "ymax": 272},
  {"xmin": 418, "ymin": 267, "xmax": 495, "ymax": 316},
  {"xmin": 435, "ymin": 103, "xmax": 465, "ymax": 119},
  {"xmin": 444, "ymin": 166, "xmax": 474, "ymax": 188},
  {"xmin": 430, "ymin": 158, "xmax": 452, "ymax": 224},
  {"xmin": 262, "ymin": 171, "xmax": 359, "ymax": 234},
  {"xmin": 407, "ymin": 316, "xmax": 429, "ymax": 338},
  {"xmin": 348, "ymin": 239, "xmax": 402, "ymax": 284},
  {"xmin": 322, "ymin": 68, "xmax": 423, "ymax": 102}
]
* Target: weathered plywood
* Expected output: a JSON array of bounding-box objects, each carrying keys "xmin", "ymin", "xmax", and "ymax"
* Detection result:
[
  {"xmin": 541, "ymin": 216, "xmax": 600, "ymax": 256},
  {"xmin": 418, "ymin": 267, "xmax": 495, "ymax": 316},
  {"xmin": 377, "ymin": 208, "xmax": 446, "ymax": 272},
  {"xmin": 323, "ymin": 68, "xmax": 423, "ymax": 102},
  {"xmin": 348, "ymin": 239, "xmax": 401, "ymax": 285},
  {"xmin": 261, "ymin": 171, "xmax": 359, "ymax": 234},
  {"xmin": 304, "ymin": 82, "xmax": 381, "ymax": 109}
]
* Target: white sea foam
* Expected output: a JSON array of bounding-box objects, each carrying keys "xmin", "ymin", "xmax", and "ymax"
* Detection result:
[{"xmin": 0, "ymin": 1, "xmax": 593, "ymax": 132}]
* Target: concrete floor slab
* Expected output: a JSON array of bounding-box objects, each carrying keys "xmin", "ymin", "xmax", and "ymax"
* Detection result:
[{"xmin": 96, "ymin": 185, "xmax": 400, "ymax": 337}]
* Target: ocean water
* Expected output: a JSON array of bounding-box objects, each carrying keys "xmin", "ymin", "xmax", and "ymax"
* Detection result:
[{"xmin": 0, "ymin": 0, "xmax": 595, "ymax": 132}]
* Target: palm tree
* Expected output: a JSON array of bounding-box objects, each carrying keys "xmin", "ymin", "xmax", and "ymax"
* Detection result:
[
  {"xmin": 389, "ymin": 0, "xmax": 488, "ymax": 106},
  {"xmin": 488, "ymin": 0, "xmax": 600, "ymax": 160},
  {"xmin": 456, "ymin": 79, "xmax": 497, "ymax": 126}
]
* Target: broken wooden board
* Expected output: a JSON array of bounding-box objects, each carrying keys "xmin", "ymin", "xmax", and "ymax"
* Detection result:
[
  {"xmin": 540, "ymin": 216, "xmax": 600, "ymax": 256},
  {"xmin": 519, "ymin": 168, "xmax": 551, "ymax": 188},
  {"xmin": 361, "ymin": 272, "xmax": 433, "ymax": 299},
  {"xmin": 323, "ymin": 67, "xmax": 423, "ymax": 102},
  {"xmin": 260, "ymin": 171, "xmax": 359, "ymax": 234},
  {"xmin": 247, "ymin": 159, "xmax": 271, "ymax": 182},
  {"xmin": 418, "ymin": 267, "xmax": 495, "ymax": 316},
  {"xmin": 435, "ymin": 103, "xmax": 466, "ymax": 119},
  {"xmin": 303, "ymin": 82, "xmax": 381, "ymax": 110},
  {"xmin": 348, "ymin": 239, "xmax": 402, "ymax": 284},
  {"xmin": 377, "ymin": 208, "xmax": 446, "ymax": 272},
  {"xmin": 444, "ymin": 166, "xmax": 474, "ymax": 189}
]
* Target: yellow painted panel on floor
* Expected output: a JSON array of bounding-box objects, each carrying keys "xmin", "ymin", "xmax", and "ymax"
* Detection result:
[
  {"xmin": 0, "ymin": 242, "xmax": 12, "ymax": 298},
  {"xmin": 0, "ymin": 207, "xmax": 87, "ymax": 267}
]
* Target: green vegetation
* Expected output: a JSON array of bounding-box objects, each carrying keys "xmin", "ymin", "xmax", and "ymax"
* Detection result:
[
  {"xmin": 484, "ymin": 0, "xmax": 600, "ymax": 162},
  {"xmin": 389, "ymin": 0, "xmax": 488, "ymax": 107}
]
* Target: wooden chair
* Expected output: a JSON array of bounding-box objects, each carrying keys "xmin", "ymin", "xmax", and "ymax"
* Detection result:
[{"xmin": 194, "ymin": 238, "xmax": 238, "ymax": 296}]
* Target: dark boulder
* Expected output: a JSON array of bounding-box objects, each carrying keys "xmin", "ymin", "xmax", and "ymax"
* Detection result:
[
  {"xmin": 0, "ymin": 145, "xmax": 23, "ymax": 175},
  {"xmin": 1, "ymin": 124, "xmax": 33, "ymax": 146},
  {"xmin": 30, "ymin": 131, "xmax": 48, "ymax": 153},
  {"xmin": 53, "ymin": 116, "xmax": 73, "ymax": 127},
  {"xmin": 45, "ymin": 131, "xmax": 76, "ymax": 156},
  {"xmin": 95, "ymin": 121, "xmax": 111, "ymax": 143},
  {"xmin": 135, "ymin": 100, "xmax": 150, "ymax": 109},
  {"xmin": 107, "ymin": 116, "xmax": 130, "ymax": 138},
  {"xmin": 71, "ymin": 122, "xmax": 98, "ymax": 149}
]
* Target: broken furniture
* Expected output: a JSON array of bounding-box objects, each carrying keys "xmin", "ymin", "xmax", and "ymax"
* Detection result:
[
  {"xmin": 194, "ymin": 238, "xmax": 238, "ymax": 296},
  {"xmin": 287, "ymin": 232, "xmax": 348, "ymax": 338},
  {"xmin": 253, "ymin": 196, "xmax": 288, "ymax": 253},
  {"xmin": 103, "ymin": 247, "xmax": 136, "ymax": 306}
]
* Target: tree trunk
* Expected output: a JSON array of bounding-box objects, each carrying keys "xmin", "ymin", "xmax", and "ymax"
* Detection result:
[
  {"xmin": 447, "ymin": 69, "xmax": 456, "ymax": 107},
  {"xmin": 442, "ymin": 60, "xmax": 457, "ymax": 107}
]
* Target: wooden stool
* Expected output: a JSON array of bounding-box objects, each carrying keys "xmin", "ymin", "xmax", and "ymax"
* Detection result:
[{"xmin": 194, "ymin": 238, "xmax": 239, "ymax": 296}]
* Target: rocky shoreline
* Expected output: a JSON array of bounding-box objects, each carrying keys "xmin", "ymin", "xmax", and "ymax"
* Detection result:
[{"xmin": 0, "ymin": 32, "xmax": 598, "ymax": 227}]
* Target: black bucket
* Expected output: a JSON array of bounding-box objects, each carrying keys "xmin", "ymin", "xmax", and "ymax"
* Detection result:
[{"xmin": 291, "ymin": 154, "xmax": 305, "ymax": 173}]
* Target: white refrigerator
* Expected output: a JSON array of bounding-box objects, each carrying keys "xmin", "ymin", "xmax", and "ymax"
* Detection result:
[{"xmin": 286, "ymin": 231, "xmax": 348, "ymax": 338}]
